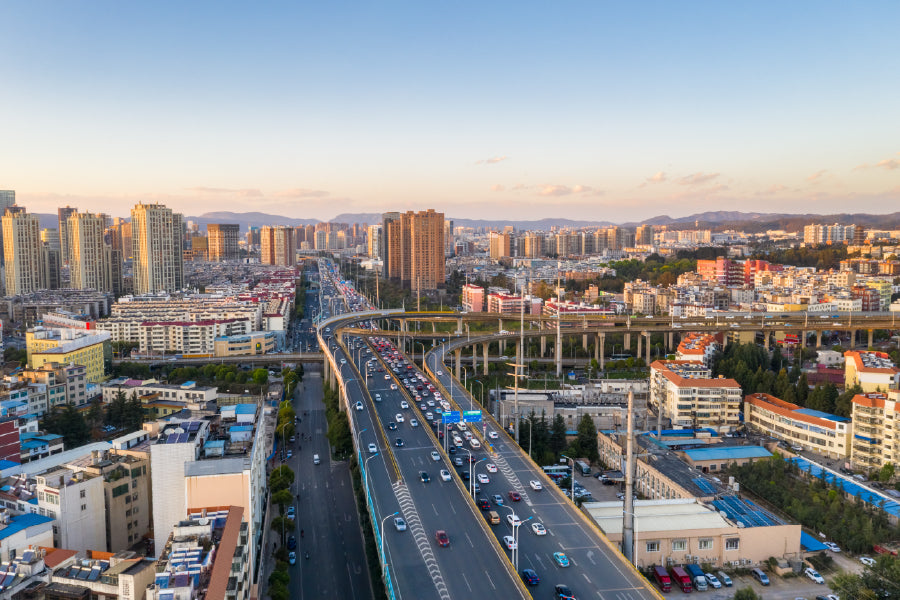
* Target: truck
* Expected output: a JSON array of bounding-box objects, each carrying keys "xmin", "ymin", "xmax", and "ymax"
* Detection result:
[
  {"xmin": 685, "ymin": 563, "xmax": 708, "ymax": 591},
  {"xmin": 669, "ymin": 566, "xmax": 692, "ymax": 593},
  {"xmin": 652, "ymin": 566, "xmax": 672, "ymax": 592}
]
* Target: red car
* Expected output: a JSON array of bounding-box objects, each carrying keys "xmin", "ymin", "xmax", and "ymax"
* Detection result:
[
  {"xmin": 508, "ymin": 491, "xmax": 522, "ymax": 502},
  {"xmin": 435, "ymin": 530, "xmax": 450, "ymax": 547}
]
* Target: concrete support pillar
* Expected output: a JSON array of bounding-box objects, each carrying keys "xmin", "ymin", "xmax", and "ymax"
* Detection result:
[
  {"xmin": 432, "ymin": 322, "xmax": 436, "ymax": 333},
  {"xmin": 667, "ymin": 331, "xmax": 674, "ymax": 351},
  {"xmin": 599, "ymin": 334, "xmax": 606, "ymax": 371},
  {"xmin": 583, "ymin": 333, "xmax": 589, "ymax": 353},
  {"xmin": 636, "ymin": 335, "xmax": 642, "ymax": 361},
  {"xmin": 483, "ymin": 342, "xmax": 489, "ymax": 376},
  {"xmin": 499, "ymin": 319, "xmax": 503, "ymax": 332},
  {"xmin": 457, "ymin": 317, "xmax": 462, "ymax": 333},
  {"xmin": 555, "ymin": 334, "xmax": 562, "ymax": 376},
  {"xmin": 850, "ymin": 329, "xmax": 856, "ymax": 347},
  {"xmin": 763, "ymin": 332, "xmax": 770, "ymax": 351},
  {"xmin": 594, "ymin": 335, "xmax": 600, "ymax": 362},
  {"xmin": 472, "ymin": 346, "xmax": 477, "ymax": 369},
  {"xmin": 540, "ymin": 335, "xmax": 547, "ymax": 357},
  {"xmin": 645, "ymin": 332, "xmax": 651, "ymax": 365},
  {"xmin": 455, "ymin": 349, "xmax": 461, "ymax": 379},
  {"xmin": 624, "ymin": 333, "xmax": 631, "ymax": 354},
  {"xmin": 816, "ymin": 330, "xmax": 823, "ymax": 348},
  {"xmin": 868, "ymin": 329, "xmax": 874, "ymax": 349}
]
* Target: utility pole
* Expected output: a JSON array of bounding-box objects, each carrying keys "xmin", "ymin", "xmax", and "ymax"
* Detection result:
[
  {"xmin": 556, "ymin": 262, "xmax": 562, "ymax": 378},
  {"xmin": 623, "ymin": 390, "xmax": 636, "ymax": 563}
]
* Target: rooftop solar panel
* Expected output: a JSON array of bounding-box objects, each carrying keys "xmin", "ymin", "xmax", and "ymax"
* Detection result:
[{"xmin": 693, "ymin": 478, "xmax": 717, "ymax": 494}]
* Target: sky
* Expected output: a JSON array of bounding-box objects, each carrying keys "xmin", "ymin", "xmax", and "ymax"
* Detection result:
[{"xmin": 2, "ymin": 1, "xmax": 899, "ymax": 223}]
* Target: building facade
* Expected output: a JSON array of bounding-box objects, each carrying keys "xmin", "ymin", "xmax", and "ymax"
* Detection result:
[
  {"xmin": 208, "ymin": 223, "xmax": 241, "ymax": 262},
  {"xmin": 131, "ymin": 203, "xmax": 185, "ymax": 294}
]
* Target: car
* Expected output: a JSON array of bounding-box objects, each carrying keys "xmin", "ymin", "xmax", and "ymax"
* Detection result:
[
  {"xmin": 410, "ymin": 419, "xmax": 419, "ymax": 427},
  {"xmin": 340, "ymin": 359, "xmax": 346, "ymax": 364},
  {"xmin": 716, "ymin": 570, "xmax": 732, "ymax": 587},
  {"xmin": 355, "ymin": 401, "xmax": 364, "ymax": 411},
  {"xmin": 506, "ymin": 514, "xmax": 521, "ymax": 526},
  {"xmin": 395, "ymin": 413, "xmax": 404, "ymax": 423},
  {"xmin": 502, "ymin": 535, "xmax": 517, "ymax": 550},
  {"xmin": 824, "ymin": 541, "xmax": 841, "ymax": 552},
  {"xmin": 390, "ymin": 383, "xmax": 398, "ymax": 390},
  {"xmin": 508, "ymin": 491, "xmax": 522, "ymax": 502},
  {"xmin": 477, "ymin": 473, "xmax": 490, "ymax": 484},
  {"xmin": 521, "ymin": 568, "xmax": 540, "ymax": 585},
  {"xmin": 286, "ymin": 506, "xmax": 296, "ymax": 520},
  {"xmin": 395, "ymin": 438, "xmax": 404, "ymax": 447},
  {"xmin": 805, "ymin": 567, "xmax": 825, "ymax": 584},
  {"xmin": 368, "ymin": 443, "xmax": 377, "ymax": 453},
  {"xmin": 529, "ymin": 480, "xmax": 543, "ymax": 491},
  {"xmin": 531, "ymin": 522, "xmax": 547, "ymax": 535},
  {"xmin": 454, "ymin": 457, "xmax": 464, "ymax": 467},
  {"xmin": 437, "ymin": 370, "xmax": 443, "ymax": 376},
  {"xmin": 289, "ymin": 551, "xmax": 297, "ymax": 565},
  {"xmin": 430, "ymin": 451, "xmax": 441, "ymax": 461},
  {"xmin": 439, "ymin": 469, "xmax": 452, "ymax": 481},
  {"xmin": 477, "ymin": 498, "xmax": 491, "ymax": 510},
  {"xmin": 287, "ymin": 535, "xmax": 297, "ymax": 550},
  {"xmin": 554, "ymin": 584, "xmax": 576, "ymax": 599},
  {"xmin": 492, "ymin": 494, "xmax": 504, "ymax": 505},
  {"xmin": 460, "ymin": 470, "xmax": 470, "ymax": 481},
  {"xmin": 553, "ymin": 552, "xmax": 570, "ymax": 567},
  {"xmin": 705, "ymin": 572, "xmax": 721, "ymax": 589},
  {"xmin": 860, "ymin": 556, "xmax": 876, "ymax": 566},
  {"xmin": 419, "ymin": 403, "xmax": 426, "ymax": 410},
  {"xmin": 289, "ymin": 435, "xmax": 296, "ymax": 443},
  {"xmin": 486, "ymin": 463, "xmax": 497, "ymax": 473},
  {"xmin": 394, "ymin": 517, "xmax": 407, "ymax": 531},
  {"xmin": 420, "ymin": 471, "xmax": 430, "ymax": 483},
  {"xmin": 435, "ymin": 530, "xmax": 449, "ymax": 547},
  {"xmin": 488, "ymin": 430, "xmax": 499, "ymax": 439},
  {"xmin": 388, "ymin": 422, "xmax": 397, "ymax": 430},
  {"xmin": 425, "ymin": 412, "xmax": 433, "ymax": 420},
  {"xmin": 374, "ymin": 393, "xmax": 381, "ymax": 402},
  {"xmin": 384, "ymin": 374, "xmax": 390, "ymax": 380}
]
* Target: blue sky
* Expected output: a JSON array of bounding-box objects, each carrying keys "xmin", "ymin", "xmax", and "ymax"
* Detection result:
[{"xmin": 2, "ymin": 1, "xmax": 898, "ymax": 222}]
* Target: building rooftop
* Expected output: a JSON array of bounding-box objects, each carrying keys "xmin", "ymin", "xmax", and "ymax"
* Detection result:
[
  {"xmin": 711, "ymin": 495, "xmax": 788, "ymax": 528},
  {"xmin": 683, "ymin": 445, "xmax": 772, "ymax": 462},
  {"xmin": 583, "ymin": 498, "xmax": 731, "ymax": 534},
  {"xmin": 0, "ymin": 512, "xmax": 53, "ymax": 541}
]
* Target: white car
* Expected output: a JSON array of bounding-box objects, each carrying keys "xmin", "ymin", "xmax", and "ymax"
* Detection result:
[
  {"xmin": 529, "ymin": 480, "xmax": 543, "ymax": 491},
  {"xmin": 502, "ymin": 535, "xmax": 517, "ymax": 550},
  {"xmin": 400, "ymin": 401, "xmax": 408, "ymax": 409},
  {"xmin": 355, "ymin": 401, "xmax": 364, "ymax": 411},
  {"xmin": 425, "ymin": 412, "xmax": 433, "ymax": 420},
  {"xmin": 384, "ymin": 374, "xmax": 390, "ymax": 380},
  {"xmin": 506, "ymin": 514, "xmax": 521, "ymax": 526},
  {"xmin": 410, "ymin": 419, "xmax": 419, "ymax": 427},
  {"xmin": 440, "ymin": 469, "xmax": 452, "ymax": 481},
  {"xmin": 390, "ymin": 384, "xmax": 398, "ymax": 390},
  {"xmin": 531, "ymin": 522, "xmax": 547, "ymax": 536},
  {"xmin": 860, "ymin": 556, "xmax": 876, "ymax": 567},
  {"xmin": 430, "ymin": 451, "xmax": 441, "ymax": 461},
  {"xmin": 395, "ymin": 413, "xmax": 404, "ymax": 423},
  {"xmin": 437, "ymin": 370, "xmax": 443, "ymax": 376},
  {"xmin": 704, "ymin": 573, "xmax": 721, "ymax": 589},
  {"xmin": 486, "ymin": 464, "xmax": 498, "ymax": 473},
  {"xmin": 824, "ymin": 541, "xmax": 841, "ymax": 552},
  {"xmin": 477, "ymin": 474, "xmax": 490, "ymax": 484},
  {"xmin": 804, "ymin": 567, "xmax": 825, "ymax": 584},
  {"xmin": 393, "ymin": 517, "xmax": 407, "ymax": 531},
  {"xmin": 488, "ymin": 430, "xmax": 499, "ymax": 439},
  {"xmin": 367, "ymin": 443, "xmax": 377, "ymax": 453}
]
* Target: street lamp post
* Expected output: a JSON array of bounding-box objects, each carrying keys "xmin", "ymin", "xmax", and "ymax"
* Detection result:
[
  {"xmin": 415, "ymin": 341, "xmax": 426, "ymax": 367},
  {"xmin": 471, "ymin": 457, "xmax": 487, "ymax": 497},
  {"xmin": 472, "ymin": 380, "xmax": 484, "ymax": 407},
  {"xmin": 560, "ymin": 454, "xmax": 576, "ymax": 503},
  {"xmin": 380, "ymin": 511, "xmax": 400, "ymax": 577}
]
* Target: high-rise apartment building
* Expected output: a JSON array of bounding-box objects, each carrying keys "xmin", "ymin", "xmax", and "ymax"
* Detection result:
[
  {"xmin": 383, "ymin": 209, "xmax": 445, "ymax": 289},
  {"xmin": 636, "ymin": 224, "xmax": 654, "ymax": 246},
  {"xmin": 260, "ymin": 225, "xmax": 296, "ymax": 266},
  {"xmin": 68, "ymin": 211, "xmax": 113, "ymax": 291},
  {"xmin": 57, "ymin": 206, "xmax": 77, "ymax": 265},
  {"xmin": 803, "ymin": 223, "xmax": 856, "ymax": 245},
  {"xmin": 489, "ymin": 232, "xmax": 512, "ymax": 259},
  {"xmin": 3, "ymin": 208, "xmax": 47, "ymax": 295},
  {"xmin": 367, "ymin": 224, "xmax": 383, "ymax": 259},
  {"xmin": 0, "ymin": 191, "xmax": 15, "ymax": 266},
  {"xmin": 131, "ymin": 203, "xmax": 184, "ymax": 294},
  {"xmin": 207, "ymin": 223, "xmax": 240, "ymax": 261}
]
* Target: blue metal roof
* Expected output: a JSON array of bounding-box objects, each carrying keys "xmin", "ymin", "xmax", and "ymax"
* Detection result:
[
  {"xmin": 794, "ymin": 408, "xmax": 851, "ymax": 423},
  {"xmin": 203, "ymin": 440, "xmax": 225, "ymax": 449},
  {"xmin": 684, "ymin": 446, "xmax": 772, "ymax": 461},
  {"xmin": 791, "ymin": 457, "xmax": 900, "ymax": 518},
  {"xmin": 235, "ymin": 404, "xmax": 256, "ymax": 414},
  {"xmin": 0, "ymin": 513, "xmax": 53, "ymax": 541},
  {"xmin": 800, "ymin": 531, "xmax": 829, "ymax": 552},
  {"xmin": 229, "ymin": 425, "xmax": 253, "ymax": 432}
]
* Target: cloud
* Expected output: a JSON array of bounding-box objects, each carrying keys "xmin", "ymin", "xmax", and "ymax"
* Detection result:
[
  {"xmin": 536, "ymin": 184, "xmax": 600, "ymax": 197},
  {"xmin": 489, "ymin": 184, "xmax": 505, "ymax": 192},
  {"xmin": 676, "ymin": 172, "xmax": 720, "ymax": 186},
  {"xmin": 754, "ymin": 184, "xmax": 789, "ymax": 196},
  {"xmin": 806, "ymin": 170, "xmax": 828, "ymax": 182},
  {"xmin": 186, "ymin": 186, "xmax": 263, "ymax": 197},
  {"xmin": 640, "ymin": 171, "xmax": 667, "ymax": 187},
  {"xmin": 875, "ymin": 158, "xmax": 900, "ymax": 170},
  {"xmin": 476, "ymin": 156, "xmax": 509, "ymax": 165},
  {"xmin": 272, "ymin": 188, "xmax": 330, "ymax": 198}
]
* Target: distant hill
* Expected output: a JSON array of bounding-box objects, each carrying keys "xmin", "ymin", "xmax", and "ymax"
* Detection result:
[{"xmin": 188, "ymin": 212, "xmax": 320, "ymax": 231}]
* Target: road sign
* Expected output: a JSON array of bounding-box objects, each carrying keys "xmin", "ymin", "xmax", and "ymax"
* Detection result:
[
  {"xmin": 463, "ymin": 410, "xmax": 482, "ymax": 423},
  {"xmin": 442, "ymin": 411, "xmax": 461, "ymax": 424}
]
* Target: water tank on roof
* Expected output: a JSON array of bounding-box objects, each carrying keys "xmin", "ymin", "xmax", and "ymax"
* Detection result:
[
  {"xmin": 173, "ymin": 427, "xmax": 185, "ymax": 434},
  {"xmin": 198, "ymin": 517, "xmax": 209, "ymax": 526}
]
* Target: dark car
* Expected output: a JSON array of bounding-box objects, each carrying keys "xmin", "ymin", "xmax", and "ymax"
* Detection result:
[
  {"xmin": 508, "ymin": 491, "xmax": 522, "ymax": 502},
  {"xmin": 554, "ymin": 584, "xmax": 576, "ymax": 599},
  {"xmin": 395, "ymin": 438, "xmax": 404, "ymax": 447},
  {"xmin": 420, "ymin": 471, "xmax": 430, "ymax": 483},
  {"xmin": 521, "ymin": 569, "xmax": 540, "ymax": 586},
  {"xmin": 435, "ymin": 530, "xmax": 450, "ymax": 547},
  {"xmin": 388, "ymin": 422, "xmax": 397, "ymax": 430},
  {"xmin": 287, "ymin": 535, "xmax": 297, "ymax": 550},
  {"xmin": 477, "ymin": 498, "xmax": 491, "ymax": 510}
]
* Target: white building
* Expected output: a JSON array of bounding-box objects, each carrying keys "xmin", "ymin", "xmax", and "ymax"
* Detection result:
[
  {"xmin": 650, "ymin": 360, "xmax": 742, "ymax": 432},
  {"xmin": 35, "ymin": 466, "xmax": 107, "ymax": 551}
]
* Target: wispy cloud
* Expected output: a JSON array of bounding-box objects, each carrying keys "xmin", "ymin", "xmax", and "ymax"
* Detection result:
[
  {"xmin": 853, "ymin": 155, "xmax": 900, "ymax": 172},
  {"xmin": 639, "ymin": 171, "xmax": 667, "ymax": 187},
  {"xmin": 676, "ymin": 172, "xmax": 719, "ymax": 186},
  {"xmin": 806, "ymin": 170, "xmax": 828, "ymax": 182},
  {"xmin": 755, "ymin": 184, "xmax": 789, "ymax": 196},
  {"xmin": 186, "ymin": 186, "xmax": 263, "ymax": 197},
  {"xmin": 272, "ymin": 188, "xmax": 330, "ymax": 198},
  {"xmin": 475, "ymin": 156, "xmax": 509, "ymax": 165},
  {"xmin": 489, "ymin": 184, "xmax": 505, "ymax": 192},
  {"xmin": 536, "ymin": 184, "xmax": 600, "ymax": 197}
]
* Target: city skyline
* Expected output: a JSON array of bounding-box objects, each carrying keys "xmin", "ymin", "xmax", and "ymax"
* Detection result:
[{"xmin": 3, "ymin": 2, "xmax": 899, "ymax": 221}]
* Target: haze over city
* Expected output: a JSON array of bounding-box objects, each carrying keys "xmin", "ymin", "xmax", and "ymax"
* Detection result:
[{"xmin": 3, "ymin": 1, "xmax": 899, "ymax": 221}]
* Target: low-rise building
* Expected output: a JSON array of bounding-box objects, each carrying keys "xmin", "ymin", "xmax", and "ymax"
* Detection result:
[
  {"xmin": 675, "ymin": 333, "xmax": 719, "ymax": 366},
  {"xmin": 26, "ymin": 327, "xmax": 110, "ymax": 383},
  {"xmin": 0, "ymin": 512, "xmax": 54, "ymax": 562},
  {"xmin": 138, "ymin": 318, "xmax": 253, "ymax": 356},
  {"xmin": 102, "ymin": 378, "xmax": 217, "ymax": 406},
  {"xmin": 214, "ymin": 330, "xmax": 277, "ymax": 356},
  {"xmin": 49, "ymin": 550, "xmax": 156, "ymax": 599},
  {"xmin": 650, "ymin": 360, "xmax": 742, "ymax": 432},
  {"xmin": 850, "ymin": 391, "xmax": 900, "ymax": 470},
  {"xmin": 461, "ymin": 284, "xmax": 485, "ymax": 312},
  {"xmin": 20, "ymin": 432, "xmax": 64, "ymax": 463},
  {"xmin": 36, "ymin": 466, "xmax": 107, "ymax": 552},
  {"xmin": 743, "ymin": 393, "xmax": 852, "ymax": 459},
  {"xmin": 844, "ymin": 351, "xmax": 900, "ymax": 393},
  {"xmin": 681, "ymin": 445, "xmax": 772, "ymax": 472}
]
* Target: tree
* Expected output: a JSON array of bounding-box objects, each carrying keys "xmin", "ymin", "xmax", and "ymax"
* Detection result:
[
  {"xmin": 269, "ymin": 465, "xmax": 295, "ymax": 493},
  {"xmin": 549, "ymin": 415, "xmax": 567, "ymax": 455},
  {"xmin": 271, "ymin": 489, "xmax": 293, "ymax": 513},
  {"xmin": 879, "ymin": 462, "xmax": 895, "ymax": 483},
  {"xmin": 732, "ymin": 588, "xmax": 762, "ymax": 600},
  {"xmin": 252, "ymin": 368, "xmax": 269, "ymax": 386},
  {"xmin": 571, "ymin": 414, "xmax": 599, "ymax": 463}
]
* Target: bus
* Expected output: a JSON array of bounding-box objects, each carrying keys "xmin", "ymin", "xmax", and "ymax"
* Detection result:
[
  {"xmin": 609, "ymin": 354, "xmax": 632, "ymax": 361},
  {"xmin": 542, "ymin": 465, "xmax": 572, "ymax": 477}
]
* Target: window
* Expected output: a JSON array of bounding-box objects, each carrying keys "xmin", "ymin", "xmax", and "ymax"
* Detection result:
[
  {"xmin": 645, "ymin": 541, "xmax": 660, "ymax": 552},
  {"xmin": 699, "ymin": 538, "xmax": 713, "ymax": 550},
  {"xmin": 725, "ymin": 538, "xmax": 740, "ymax": 551},
  {"xmin": 672, "ymin": 540, "xmax": 686, "ymax": 552},
  {"xmin": 80, "ymin": 489, "xmax": 86, "ymax": 498},
  {"xmin": 81, "ymin": 504, "xmax": 87, "ymax": 511}
]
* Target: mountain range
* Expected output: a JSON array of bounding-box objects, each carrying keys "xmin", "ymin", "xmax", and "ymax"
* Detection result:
[{"xmin": 29, "ymin": 210, "xmax": 900, "ymax": 234}]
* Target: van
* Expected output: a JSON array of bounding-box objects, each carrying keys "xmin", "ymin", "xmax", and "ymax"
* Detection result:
[
  {"xmin": 313, "ymin": 454, "xmax": 321, "ymax": 465},
  {"xmin": 652, "ymin": 566, "xmax": 672, "ymax": 592},
  {"xmin": 751, "ymin": 568, "xmax": 770, "ymax": 585},
  {"xmin": 716, "ymin": 571, "xmax": 732, "ymax": 587},
  {"xmin": 469, "ymin": 439, "xmax": 481, "ymax": 449},
  {"xmin": 486, "ymin": 511, "xmax": 500, "ymax": 525}
]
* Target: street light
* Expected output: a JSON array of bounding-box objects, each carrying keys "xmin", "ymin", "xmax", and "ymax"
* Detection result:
[
  {"xmin": 415, "ymin": 341, "xmax": 426, "ymax": 367},
  {"xmin": 472, "ymin": 380, "xmax": 484, "ymax": 407},
  {"xmin": 470, "ymin": 457, "xmax": 487, "ymax": 497},
  {"xmin": 380, "ymin": 511, "xmax": 400, "ymax": 575},
  {"xmin": 560, "ymin": 454, "xmax": 576, "ymax": 503}
]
